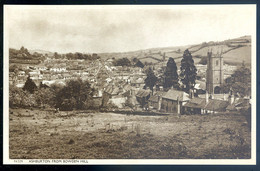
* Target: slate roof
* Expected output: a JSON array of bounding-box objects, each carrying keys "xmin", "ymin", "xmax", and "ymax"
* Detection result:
[
  {"xmin": 198, "ymin": 94, "xmax": 229, "ymax": 101},
  {"xmin": 148, "ymin": 91, "xmax": 167, "ymax": 102},
  {"xmin": 226, "ymin": 104, "xmax": 237, "ymax": 111},
  {"xmin": 184, "ymin": 98, "xmax": 230, "ymax": 112},
  {"xmin": 162, "ymin": 89, "xmax": 190, "ymax": 102},
  {"xmin": 104, "ymin": 85, "xmax": 120, "ymax": 95},
  {"xmin": 136, "ymin": 89, "xmax": 151, "ymax": 97},
  {"xmin": 131, "ymin": 77, "xmax": 144, "ymax": 84},
  {"xmin": 148, "ymin": 95, "xmax": 159, "ymax": 102},
  {"xmin": 183, "ymin": 98, "xmax": 206, "ymax": 108},
  {"xmin": 204, "ymin": 99, "xmax": 229, "ymax": 112}
]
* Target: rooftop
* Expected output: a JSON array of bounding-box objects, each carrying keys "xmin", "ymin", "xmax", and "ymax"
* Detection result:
[{"xmin": 162, "ymin": 89, "xmax": 190, "ymax": 101}]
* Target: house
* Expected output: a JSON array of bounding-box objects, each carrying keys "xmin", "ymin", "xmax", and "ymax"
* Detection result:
[
  {"xmin": 160, "ymin": 89, "xmax": 190, "ymax": 114},
  {"xmin": 204, "ymin": 99, "xmax": 229, "ymax": 113},
  {"xmin": 135, "ymin": 89, "xmax": 151, "ymax": 108},
  {"xmin": 198, "ymin": 93, "xmax": 229, "ymax": 101},
  {"xmin": 183, "ymin": 98, "xmax": 207, "ymax": 114},
  {"xmin": 183, "ymin": 92, "xmax": 230, "ymax": 114},
  {"xmin": 50, "ymin": 67, "xmax": 67, "ymax": 72},
  {"xmin": 226, "ymin": 98, "xmax": 250, "ymax": 112},
  {"xmin": 148, "ymin": 91, "xmax": 166, "ymax": 111},
  {"xmin": 18, "ymin": 71, "xmax": 25, "ymax": 77},
  {"xmin": 103, "ymin": 84, "xmax": 130, "ymax": 108},
  {"xmin": 130, "ymin": 77, "xmax": 145, "ymax": 88},
  {"xmin": 194, "ymin": 80, "xmax": 206, "ymax": 94}
]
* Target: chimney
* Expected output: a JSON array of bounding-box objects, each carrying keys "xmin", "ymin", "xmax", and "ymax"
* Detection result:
[
  {"xmin": 189, "ymin": 89, "xmax": 194, "ymax": 99},
  {"xmin": 229, "ymin": 94, "xmax": 235, "ymax": 105},
  {"xmin": 205, "ymin": 91, "xmax": 209, "ymax": 104},
  {"xmin": 153, "ymin": 86, "xmax": 156, "ymax": 95},
  {"xmin": 223, "ymin": 93, "xmax": 227, "ymax": 101},
  {"xmin": 210, "ymin": 94, "xmax": 214, "ymax": 99},
  {"xmin": 177, "ymin": 96, "xmax": 180, "ymax": 114},
  {"xmin": 158, "ymin": 95, "xmax": 162, "ymax": 111}
]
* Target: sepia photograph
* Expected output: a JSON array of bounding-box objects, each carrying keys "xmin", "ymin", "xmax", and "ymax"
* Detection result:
[{"xmin": 3, "ymin": 5, "xmax": 256, "ymax": 164}]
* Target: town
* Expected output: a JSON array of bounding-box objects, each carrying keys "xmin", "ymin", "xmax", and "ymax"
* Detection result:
[
  {"xmin": 9, "ymin": 36, "xmax": 251, "ymax": 115},
  {"xmin": 6, "ymin": 5, "xmax": 254, "ymax": 162}
]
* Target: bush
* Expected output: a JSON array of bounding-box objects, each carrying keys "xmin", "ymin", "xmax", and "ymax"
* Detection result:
[{"xmin": 9, "ymin": 85, "xmax": 37, "ymax": 108}]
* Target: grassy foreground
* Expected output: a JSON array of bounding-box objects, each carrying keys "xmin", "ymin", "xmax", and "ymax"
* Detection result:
[{"xmin": 9, "ymin": 109, "xmax": 251, "ymax": 159}]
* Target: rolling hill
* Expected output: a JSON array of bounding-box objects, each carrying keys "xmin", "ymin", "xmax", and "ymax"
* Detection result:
[
  {"xmin": 23, "ymin": 35, "xmax": 251, "ymax": 66},
  {"xmin": 98, "ymin": 35, "xmax": 251, "ymax": 66}
]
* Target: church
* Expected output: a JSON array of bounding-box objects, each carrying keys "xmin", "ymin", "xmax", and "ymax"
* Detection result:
[{"xmin": 206, "ymin": 50, "xmax": 224, "ymax": 94}]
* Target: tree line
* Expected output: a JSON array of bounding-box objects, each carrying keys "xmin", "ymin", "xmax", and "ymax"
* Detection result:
[
  {"xmin": 10, "ymin": 77, "xmax": 97, "ymax": 111},
  {"xmin": 54, "ymin": 52, "xmax": 100, "ymax": 60},
  {"xmin": 145, "ymin": 49, "xmax": 197, "ymax": 93}
]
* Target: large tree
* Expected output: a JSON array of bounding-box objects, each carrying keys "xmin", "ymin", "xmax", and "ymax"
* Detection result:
[
  {"xmin": 10, "ymin": 85, "xmax": 36, "ymax": 108},
  {"xmin": 180, "ymin": 49, "xmax": 197, "ymax": 92},
  {"xmin": 163, "ymin": 57, "xmax": 179, "ymax": 90},
  {"xmin": 55, "ymin": 79, "xmax": 95, "ymax": 111},
  {"xmin": 113, "ymin": 58, "xmax": 131, "ymax": 66},
  {"xmin": 35, "ymin": 88, "xmax": 55, "ymax": 108},
  {"xmin": 221, "ymin": 62, "xmax": 251, "ymax": 97},
  {"xmin": 145, "ymin": 67, "xmax": 157, "ymax": 92},
  {"xmin": 23, "ymin": 76, "xmax": 37, "ymax": 94}
]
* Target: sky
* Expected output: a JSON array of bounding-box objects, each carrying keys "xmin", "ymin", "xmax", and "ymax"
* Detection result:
[{"xmin": 5, "ymin": 5, "xmax": 256, "ymax": 53}]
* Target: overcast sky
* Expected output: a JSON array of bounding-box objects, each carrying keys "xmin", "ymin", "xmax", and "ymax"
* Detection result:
[{"xmin": 5, "ymin": 5, "xmax": 256, "ymax": 53}]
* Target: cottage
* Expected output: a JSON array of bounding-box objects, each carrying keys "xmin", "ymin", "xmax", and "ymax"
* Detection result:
[
  {"xmin": 130, "ymin": 77, "xmax": 145, "ymax": 88},
  {"xmin": 148, "ymin": 91, "xmax": 166, "ymax": 111},
  {"xmin": 226, "ymin": 97, "xmax": 250, "ymax": 112},
  {"xmin": 135, "ymin": 89, "xmax": 151, "ymax": 108},
  {"xmin": 161, "ymin": 89, "xmax": 190, "ymax": 114},
  {"xmin": 183, "ymin": 92, "xmax": 230, "ymax": 114},
  {"xmin": 103, "ymin": 84, "xmax": 130, "ymax": 108},
  {"xmin": 183, "ymin": 98, "xmax": 207, "ymax": 114},
  {"xmin": 204, "ymin": 99, "xmax": 229, "ymax": 113}
]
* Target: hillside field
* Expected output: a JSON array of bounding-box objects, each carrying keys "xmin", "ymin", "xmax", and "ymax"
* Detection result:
[
  {"xmin": 9, "ymin": 109, "xmax": 251, "ymax": 159},
  {"xmin": 98, "ymin": 36, "xmax": 251, "ymax": 66}
]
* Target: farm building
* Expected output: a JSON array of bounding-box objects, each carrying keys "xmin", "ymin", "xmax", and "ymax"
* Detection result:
[{"xmin": 160, "ymin": 89, "xmax": 190, "ymax": 114}]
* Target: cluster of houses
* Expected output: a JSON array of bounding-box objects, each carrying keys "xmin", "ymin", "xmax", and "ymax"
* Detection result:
[
  {"xmin": 100, "ymin": 83, "xmax": 250, "ymax": 114},
  {"xmin": 98, "ymin": 51, "xmax": 250, "ymax": 114},
  {"xmin": 9, "ymin": 50, "xmax": 250, "ymax": 114}
]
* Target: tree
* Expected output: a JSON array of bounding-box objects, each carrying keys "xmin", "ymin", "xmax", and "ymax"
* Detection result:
[
  {"xmin": 221, "ymin": 62, "xmax": 251, "ymax": 97},
  {"xmin": 145, "ymin": 67, "xmax": 157, "ymax": 92},
  {"xmin": 113, "ymin": 58, "xmax": 131, "ymax": 66},
  {"xmin": 163, "ymin": 57, "xmax": 179, "ymax": 90},
  {"xmin": 198, "ymin": 56, "xmax": 207, "ymax": 65},
  {"xmin": 10, "ymin": 85, "xmax": 36, "ymax": 108},
  {"xmin": 54, "ymin": 79, "xmax": 95, "ymax": 111},
  {"xmin": 180, "ymin": 49, "xmax": 197, "ymax": 92},
  {"xmin": 35, "ymin": 88, "xmax": 55, "ymax": 108},
  {"xmin": 23, "ymin": 76, "xmax": 37, "ymax": 94},
  {"xmin": 9, "ymin": 85, "xmax": 24, "ymax": 108},
  {"xmin": 135, "ymin": 60, "xmax": 144, "ymax": 68}
]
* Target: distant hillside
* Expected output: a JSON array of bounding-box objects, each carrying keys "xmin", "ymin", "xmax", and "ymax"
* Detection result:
[
  {"xmin": 98, "ymin": 35, "xmax": 251, "ymax": 66},
  {"xmin": 29, "ymin": 49, "xmax": 54, "ymax": 57}
]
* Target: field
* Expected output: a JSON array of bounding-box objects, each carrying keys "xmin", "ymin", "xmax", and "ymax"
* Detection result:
[
  {"xmin": 9, "ymin": 109, "xmax": 251, "ymax": 159},
  {"xmin": 222, "ymin": 46, "xmax": 251, "ymax": 65}
]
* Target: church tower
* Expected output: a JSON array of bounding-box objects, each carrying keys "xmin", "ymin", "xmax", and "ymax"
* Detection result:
[{"xmin": 206, "ymin": 51, "xmax": 224, "ymax": 94}]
